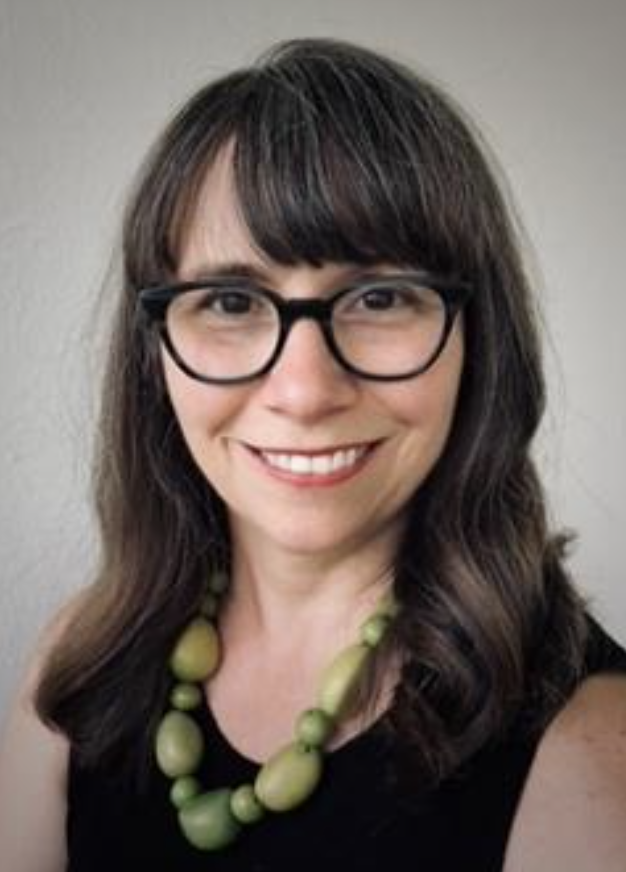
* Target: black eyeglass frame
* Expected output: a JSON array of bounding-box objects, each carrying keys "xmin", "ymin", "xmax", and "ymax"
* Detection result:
[{"xmin": 137, "ymin": 271, "xmax": 473, "ymax": 384}]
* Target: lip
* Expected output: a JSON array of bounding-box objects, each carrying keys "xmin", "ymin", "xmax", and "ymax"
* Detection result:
[{"xmin": 241, "ymin": 439, "xmax": 383, "ymax": 488}]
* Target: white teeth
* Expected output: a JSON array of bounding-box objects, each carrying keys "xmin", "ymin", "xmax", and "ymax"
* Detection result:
[{"xmin": 260, "ymin": 446, "xmax": 369, "ymax": 476}]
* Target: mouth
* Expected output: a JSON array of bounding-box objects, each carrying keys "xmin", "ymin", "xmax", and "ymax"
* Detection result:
[{"xmin": 243, "ymin": 440, "xmax": 382, "ymax": 485}]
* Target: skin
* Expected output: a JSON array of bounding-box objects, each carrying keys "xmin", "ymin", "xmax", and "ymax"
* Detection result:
[{"xmin": 504, "ymin": 674, "xmax": 626, "ymax": 871}]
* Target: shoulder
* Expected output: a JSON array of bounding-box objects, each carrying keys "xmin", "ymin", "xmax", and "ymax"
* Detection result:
[
  {"xmin": 504, "ymin": 672, "xmax": 626, "ymax": 872},
  {"xmin": 15, "ymin": 587, "xmax": 91, "ymax": 710},
  {"xmin": 0, "ymin": 590, "xmax": 88, "ymax": 872},
  {"xmin": 2, "ymin": 589, "xmax": 87, "ymax": 732},
  {"xmin": 1, "ymin": 588, "xmax": 89, "ymax": 758}
]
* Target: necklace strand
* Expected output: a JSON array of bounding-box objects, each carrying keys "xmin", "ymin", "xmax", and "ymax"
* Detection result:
[{"xmin": 154, "ymin": 572, "xmax": 398, "ymax": 851}]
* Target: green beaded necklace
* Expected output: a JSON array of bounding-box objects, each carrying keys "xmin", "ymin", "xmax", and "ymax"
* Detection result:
[{"xmin": 154, "ymin": 571, "xmax": 398, "ymax": 852}]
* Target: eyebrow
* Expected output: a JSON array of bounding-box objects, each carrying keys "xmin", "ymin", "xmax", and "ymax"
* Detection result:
[
  {"xmin": 180, "ymin": 261, "xmax": 272, "ymax": 283},
  {"xmin": 179, "ymin": 260, "xmax": 392, "ymax": 287}
]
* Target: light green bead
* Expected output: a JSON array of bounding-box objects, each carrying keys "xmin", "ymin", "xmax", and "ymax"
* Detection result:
[
  {"xmin": 170, "ymin": 682, "xmax": 203, "ymax": 711},
  {"xmin": 255, "ymin": 742, "xmax": 323, "ymax": 812},
  {"xmin": 296, "ymin": 708, "xmax": 335, "ymax": 747},
  {"xmin": 155, "ymin": 710, "xmax": 204, "ymax": 778},
  {"xmin": 318, "ymin": 643, "xmax": 372, "ymax": 719},
  {"xmin": 169, "ymin": 617, "xmax": 220, "ymax": 682},
  {"xmin": 230, "ymin": 784, "xmax": 265, "ymax": 824},
  {"xmin": 170, "ymin": 775, "xmax": 202, "ymax": 808},
  {"xmin": 360, "ymin": 614, "xmax": 391, "ymax": 647},
  {"xmin": 179, "ymin": 789, "xmax": 241, "ymax": 851}
]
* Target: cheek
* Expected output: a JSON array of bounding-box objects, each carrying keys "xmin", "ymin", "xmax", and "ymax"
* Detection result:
[
  {"xmin": 162, "ymin": 358, "xmax": 199, "ymax": 434},
  {"xmin": 388, "ymin": 376, "xmax": 460, "ymax": 429},
  {"xmin": 382, "ymin": 334, "xmax": 464, "ymax": 467},
  {"xmin": 391, "ymin": 329, "xmax": 463, "ymax": 428},
  {"xmin": 387, "ymin": 383, "xmax": 460, "ymax": 472},
  {"xmin": 162, "ymin": 356, "xmax": 239, "ymax": 446}
]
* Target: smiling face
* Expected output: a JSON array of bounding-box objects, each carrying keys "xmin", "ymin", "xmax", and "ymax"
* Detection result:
[{"xmin": 161, "ymin": 151, "xmax": 465, "ymax": 567}]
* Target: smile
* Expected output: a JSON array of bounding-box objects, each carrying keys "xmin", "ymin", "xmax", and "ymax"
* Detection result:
[
  {"xmin": 260, "ymin": 445, "xmax": 369, "ymax": 475},
  {"xmin": 245, "ymin": 441, "xmax": 381, "ymax": 485}
]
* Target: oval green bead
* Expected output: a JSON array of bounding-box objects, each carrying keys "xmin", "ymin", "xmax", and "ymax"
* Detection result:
[
  {"xmin": 170, "ymin": 682, "xmax": 203, "ymax": 711},
  {"xmin": 296, "ymin": 708, "xmax": 335, "ymax": 747},
  {"xmin": 318, "ymin": 643, "xmax": 372, "ymax": 719},
  {"xmin": 360, "ymin": 614, "xmax": 390, "ymax": 647},
  {"xmin": 170, "ymin": 775, "xmax": 202, "ymax": 808},
  {"xmin": 169, "ymin": 617, "xmax": 220, "ymax": 682},
  {"xmin": 255, "ymin": 742, "xmax": 323, "ymax": 812},
  {"xmin": 230, "ymin": 784, "xmax": 265, "ymax": 824},
  {"xmin": 179, "ymin": 789, "xmax": 241, "ymax": 851},
  {"xmin": 155, "ymin": 710, "xmax": 204, "ymax": 778}
]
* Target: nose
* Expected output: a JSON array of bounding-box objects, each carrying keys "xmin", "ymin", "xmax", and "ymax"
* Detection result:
[{"xmin": 258, "ymin": 318, "xmax": 358, "ymax": 421}]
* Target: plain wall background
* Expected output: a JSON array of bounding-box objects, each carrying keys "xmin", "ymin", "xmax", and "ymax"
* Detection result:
[{"xmin": 1, "ymin": 0, "xmax": 624, "ymax": 713}]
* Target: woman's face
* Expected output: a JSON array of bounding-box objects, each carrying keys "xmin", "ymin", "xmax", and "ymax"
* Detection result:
[{"xmin": 162, "ymin": 153, "xmax": 465, "ymax": 563}]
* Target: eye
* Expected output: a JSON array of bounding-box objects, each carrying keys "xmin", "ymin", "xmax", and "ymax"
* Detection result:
[
  {"xmin": 173, "ymin": 285, "xmax": 276, "ymax": 332},
  {"xmin": 358, "ymin": 287, "xmax": 402, "ymax": 310},
  {"xmin": 333, "ymin": 278, "xmax": 445, "ymax": 328},
  {"xmin": 200, "ymin": 289, "xmax": 256, "ymax": 315},
  {"xmin": 340, "ymin": 281, "xmax": 429, "ymax": 315},
  {"xmin": 179, "ymin": 287, "xmax": 276, "ymax": 322}
]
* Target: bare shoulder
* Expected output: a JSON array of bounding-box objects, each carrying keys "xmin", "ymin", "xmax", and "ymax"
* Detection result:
[
  {"xmin": 504, "ymin": 673, "xmax": 626, "ymax": 872},
  {"xmin": 0, "ymin": 589, "xmax": 88, "ymax": 872},
  {"xmin": 12, "ymin": 587, "xmax": 90, "ymax": 711}
]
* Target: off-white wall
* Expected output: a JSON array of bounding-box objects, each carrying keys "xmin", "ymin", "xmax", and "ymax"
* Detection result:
[{"xmin": 1, "ymin": 0, "xmax": 624, "ymax": 712}]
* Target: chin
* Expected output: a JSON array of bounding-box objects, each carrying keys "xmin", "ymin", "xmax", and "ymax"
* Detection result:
[
  {"xmin": 233, "ymin": 512, "xmax": 363, "ymax": 560},
  {"xmin": 266, "ymin": 526, "xmax": 353, "ymax": 558}
]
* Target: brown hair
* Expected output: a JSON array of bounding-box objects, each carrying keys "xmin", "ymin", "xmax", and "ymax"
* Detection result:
[{"xmin": 36, "ymin": 37, "xmax": 587, "ymax": 792}]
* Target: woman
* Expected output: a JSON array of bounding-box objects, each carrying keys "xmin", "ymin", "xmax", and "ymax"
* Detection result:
[{"xmin": 1, "ymin": 37, "xmax": 625, "ymax": 871}]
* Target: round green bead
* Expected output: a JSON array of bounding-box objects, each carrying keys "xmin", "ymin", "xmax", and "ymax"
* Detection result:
[
  {"xmin": 179, "ymin": 789, "xmax": 241, "ymax": 851},
  {"xmin": 360, "ymin": 614, "xmax": 391, "ymax": 647},
  {"xmin": 296, "ymin": 708, "xmax": 335, "ymax": 747},
  {"xmin": 230, "ymin": 784, "xmax": 265, "ymax": 824},
  {"xmin": 170, "ymin": 682, "xmax": 203, "ymax": 711},
  {"xmin": 170, "ymin": 775, "xmax": 202, "ymax": 808}
]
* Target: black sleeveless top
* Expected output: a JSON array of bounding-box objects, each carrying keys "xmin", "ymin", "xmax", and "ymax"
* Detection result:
[{"xmin": 66, "ymin": 619, "xmax": 626, "ymax": 871}]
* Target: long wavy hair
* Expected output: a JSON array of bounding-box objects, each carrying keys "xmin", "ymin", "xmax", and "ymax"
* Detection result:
[{"xmin": 36, "ymin": 37, "xmax": 587, "ymax": 793}]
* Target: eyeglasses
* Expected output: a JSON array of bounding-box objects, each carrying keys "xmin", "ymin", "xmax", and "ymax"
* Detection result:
[{"xmin": 138, "ymin": 272, "xmax": 472, "ymax": 384}]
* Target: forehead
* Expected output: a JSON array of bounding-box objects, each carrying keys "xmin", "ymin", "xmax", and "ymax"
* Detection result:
[
  {"xmin": 177, "ymin": 147, "xmax": 265, "ymax": 280},
  {"xmin": 175, "ymin": 148, "xmax": 401, "ymax": 291}
]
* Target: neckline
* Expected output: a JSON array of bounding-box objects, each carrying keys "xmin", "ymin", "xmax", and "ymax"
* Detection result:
[{"xmin": 199, "ymin": 700, "xmax": 389, "ymax": 769}]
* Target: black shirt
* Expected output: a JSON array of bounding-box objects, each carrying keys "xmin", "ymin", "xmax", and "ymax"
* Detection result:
[{"xmin": 66, "ymin": 618, "xmax": 626, "ymax": 871}]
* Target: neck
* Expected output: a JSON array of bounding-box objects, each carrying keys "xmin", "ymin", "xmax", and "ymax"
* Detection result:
[{"xmin": 221, "ymin": 530, "xmax": 396, "ymax": 653}]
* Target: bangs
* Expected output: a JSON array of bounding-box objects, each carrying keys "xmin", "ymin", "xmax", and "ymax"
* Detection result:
[
  {"xmin": 140, "ymin": 42, "xmax": 497, "ymax": 285},
  {"xmin": 228, "ymin": 55, "xmax": 476, "ymax": 275}
]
